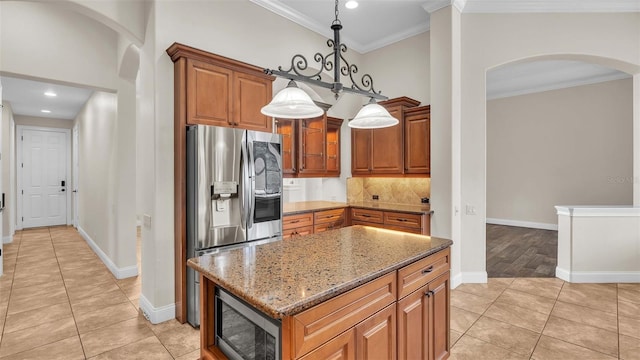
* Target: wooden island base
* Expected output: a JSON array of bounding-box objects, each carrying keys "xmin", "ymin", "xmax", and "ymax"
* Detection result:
[{"xmin": 197, "ymin": 247, "xmax": 451, "ymax": 360}]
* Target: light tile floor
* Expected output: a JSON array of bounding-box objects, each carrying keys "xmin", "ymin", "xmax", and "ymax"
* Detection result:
[
  {"xmin": 450, "ymin": 278, "xmax": 640, "ymax": 360},
  {"xmin": 0, "ymin": 226, "xmax": 200, "ymax": 360},
  {"xmin": 1, "ymin": 227, "xmax": 638, "ymax": 359}
]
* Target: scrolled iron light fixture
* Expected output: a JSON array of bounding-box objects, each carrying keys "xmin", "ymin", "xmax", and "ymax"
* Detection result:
[{"xmin": 261, "ymin": 0, "xmax": 398, "ymax": 129}]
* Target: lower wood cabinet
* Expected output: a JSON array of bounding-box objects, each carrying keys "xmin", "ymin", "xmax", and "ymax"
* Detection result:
[
  {"xmin": 356, "ymin": 304, "xmax": 397, "ymax": 360},
  {"xmin": 290, "ymin": 248, "xmax": 450, "ymax": 360},
  {"xmin": 351, "ymin": 208, "xmax": 430, "ymax": 235},
  {"xmin": 283, "ymin": 208, "xmax": 346, "ymax": 238},
  {"xmin": 397, "ymin": 272, "xmax": 450, "ymax": 360}
]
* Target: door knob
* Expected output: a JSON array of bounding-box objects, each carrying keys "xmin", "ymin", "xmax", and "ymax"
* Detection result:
[
  {"xmin": 72, "ymin": 190, "xmax": 78, "ymax": 193},
  {"xmin": 61, "ymin": 189, "xmax": 66, "ymax": 192}
]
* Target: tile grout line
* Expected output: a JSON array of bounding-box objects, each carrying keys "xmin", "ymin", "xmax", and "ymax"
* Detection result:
[
  {"xmin": 50, "ymin": 226, "xmax": 89, "ymax": 360},
  {"xmin": 529, "ymin": 279, "xmax": 565, "ymax": 359},
  {"xmin": 0, "ymin": 232, "xmax": 20, "ymax": 355}
]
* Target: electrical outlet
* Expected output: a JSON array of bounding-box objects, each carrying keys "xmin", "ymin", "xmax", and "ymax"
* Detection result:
[
  {"xmin": 465, "ymin": 204, "xmax": 476, "ymax": 215},
  {"xmin": 372, "ymin": 195, "xmax": 379, "ymax": 200},
  {"xmin": 143, "ymin": 214, "xmax": 152, "ymax": 227}
]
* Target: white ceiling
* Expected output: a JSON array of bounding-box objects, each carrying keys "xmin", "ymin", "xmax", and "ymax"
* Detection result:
[
  {"xmin": 252, "ymin": 0, "xmax": 636, "ymax": 99},
  {"xmin": 1, "ymin": 76, "xmax": 93, "ymax": 120}
]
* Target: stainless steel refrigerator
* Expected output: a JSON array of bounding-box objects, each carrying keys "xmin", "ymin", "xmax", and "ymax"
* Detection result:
[{"xmin": 186, "ymin": 125, "xmax": 283, "ymax": 327}]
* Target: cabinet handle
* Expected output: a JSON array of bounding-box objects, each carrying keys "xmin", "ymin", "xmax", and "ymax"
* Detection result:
[
  {"xmin": 421, "ymin": 266, "xmax": 434, "ymax": 274},
  {"xmin": 290, "ymin": 219, "xmax": 300, "ymax": 224},
  {"xmin": 396, "ymin": 218, "xmax": 408, "ymax": 222},
  {"xmin": 424, "ymin": 290, "xmax": 433, "ymax": 297},
  {"xmin": 292, "ymin": 167, "xmax": 297, "ymax": 172},
  {"xmin": 362, "ymin": 214, "xmax": 371, "ymax": 218}
]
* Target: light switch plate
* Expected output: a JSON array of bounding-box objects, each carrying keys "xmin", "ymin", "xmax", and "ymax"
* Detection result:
[{"xmin": 143, "ymin": 214, "xmax": 152, "ymax": 227}]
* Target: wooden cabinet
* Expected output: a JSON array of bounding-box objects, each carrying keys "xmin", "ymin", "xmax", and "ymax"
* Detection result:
[
  {"xmin": 167, "ymin": 42, "xmax": 275, "ymax": 323},
  {"xmin": 326, "ymin": 117, "xmax": 343, "ymax": 176},
  {"xmin": 284, "ymin": 208, "xmax": 346, "ymax": 238},
  {"xmin": 314, "ymin": 208, "xmax": 346, "ymax": 233},
  {"xmin": 355, "ymin": 304, "xmax": 397, "ymax": 360},
  {"xmin": 181, "ymin": 55, "xmax": 273, "ymax": 131},
  {"xmin": 404, "ymin": 106, "xmax": 431, "ymax": 174},
  {"xmin": 276, "ymin": 115, "xmax": 343, "ymax": 178},
  {"xmin": 397, "ymin": 250, "xmax": 451, "ymax": 360},
  {"xmin": 351, "ymin": 97, "xmax": 420, "ymax": 176},
  {"xmin": 283, "ymin": 212, "xmax": 314, "ymax": 239},
  {"xmin": 299, "ymin": 328, "xmax": 356, "ymax": 360},
  {"xmin": 350, "ymin": 208, "xmax": 430, "ymax": 235},
  {"xmin": 299, "ymin": 115, "xmax": 327, "ymax": 175}
]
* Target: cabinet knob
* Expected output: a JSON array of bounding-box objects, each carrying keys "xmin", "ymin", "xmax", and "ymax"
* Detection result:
[
  {"xmin": 424, "ymin": 290, "xmax": 433, "ymax": 297},
  {"xmin": 292, "ymin": 168, "xmax": 297, "ymax": 172}
]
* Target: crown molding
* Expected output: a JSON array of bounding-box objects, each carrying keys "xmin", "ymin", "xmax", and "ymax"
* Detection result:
[
  {"xmin": 422, "ymin": 0, "xmax": 452, "ymax": 13},
  {"xmin": 359, "ymin": 22, "xmax": 431, "ymax": 53},
  {"xmin": 487, "ymin": 71, "xmax": 631, "ymax": 100},
  {"xmin": 249, "ymin": 0, "xmax": 366, "ymax": 53},
  {"xmin": 463, "ymin": 0, "xmax": 640, "ymax": 13}
]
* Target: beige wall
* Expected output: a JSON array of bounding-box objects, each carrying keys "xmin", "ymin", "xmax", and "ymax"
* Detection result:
[
  {"xmin": 451, "ymin": 12, "xmax": 640, "ymax": 281},
  {"xmin": 487, "ymin": 79, "xmax": 634, "ymax": 226},
  {"xmin": 363, "ymin": 31, "xmax": 430, "ymax": 104}
]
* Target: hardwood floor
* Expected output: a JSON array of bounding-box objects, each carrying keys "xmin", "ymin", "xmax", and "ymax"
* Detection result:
[{"xmin": 486, "ymin": 224, "xmax": 558, "ymax": 278}]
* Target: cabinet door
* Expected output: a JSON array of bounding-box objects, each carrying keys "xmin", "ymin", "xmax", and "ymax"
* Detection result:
[
  {"xmin": 371, "ymin": 106, "xmax": 403, "ymax": 174},
  {"xmin": 233, "ymin": 72, "xmax": 273, "ymax": 132},
  {"xmin": 276, "ymin": 119, "xmax": 297, "ymax": 175},
  {"xmin": 429, "ymin": 272, "xmax": 450, "ymax": 360},
  {"xmin": 351, "ymin": 129, "xmax": 371, "ymax": 175},
  {"xmin": 404, "ymin": 110, "xmax": 430, "ymax": 174},
  {"xmin": 397, "ymin": 284, "xmax": 428, "ymax": 360},
  {"xmin": 326, "ymin": 117, "xmax": 343, "ymax": 176},
  {"xmin": 299, "ymin": 328, "xmax": 355, "ymax": 360},
  {"xmin": 298, "ymin": 115, "xmax": 326, "ymax": 175},
  {"xmin": 355, "ymin": 304, "xmax": 397, "ymax": 360},
  {"xmin": 186, "ymin": 59, "xmax": 233, "ymax": 126}
]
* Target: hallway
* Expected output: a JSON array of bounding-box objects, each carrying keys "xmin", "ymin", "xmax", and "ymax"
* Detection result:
[{"xmin": 0, "ymin": 227, "xmax": 199, "ymax": 359}]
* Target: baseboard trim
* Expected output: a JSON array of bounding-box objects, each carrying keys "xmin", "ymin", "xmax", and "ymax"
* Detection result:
[
  {"xmin": 462, "ymin": 271, "xmax": 488, "ymax": 283},
  {"xmin": 139, "ymin": 294, "xmax": 176, "ymax": 324},
  {"xmin": 487, "ymin": 218, "xmax": 558, "ymax": 231},
  {"xmin": 77, "ymin": 226, "xmax": 138, "ymax": 280},
  {"xmin": 451, "ymin": 273, "xmax": 462, "ymax": 289},
  {"xmin": 3, "ymin": 235, "xmax": 13, "ymax": 244},
  {"xmin": 556, "ymin": 267, "xmax": 639, "ymax": 283}
]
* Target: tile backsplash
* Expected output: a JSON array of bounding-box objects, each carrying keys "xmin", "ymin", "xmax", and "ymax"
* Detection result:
[{"xmin": 347, "ymin": 177, "xmax": 430, "ymax": 205}]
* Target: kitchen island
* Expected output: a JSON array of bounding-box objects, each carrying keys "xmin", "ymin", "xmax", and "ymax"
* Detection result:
[{"xmin": 188, "ymin": 225, "xmax": 452, "ymax": 360}]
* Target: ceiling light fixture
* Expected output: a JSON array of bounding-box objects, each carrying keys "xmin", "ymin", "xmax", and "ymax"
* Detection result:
[
  {"xmin": 261, "ymin": 0, "xmax": 396, "ymax": 129},
  {"xmin": 345, "ymin": 0, "xmax": 358, "ymax": 9},
  {"xmin": 44, "ymin": 91, "xmax": 57, "ymax": 97},
  {"xmin": 40, "ymin": 109, "xmax": 51, "ymax": 113}
]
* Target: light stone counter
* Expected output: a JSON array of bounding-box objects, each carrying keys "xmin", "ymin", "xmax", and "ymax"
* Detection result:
[{"xmin": 187, "ymin": 225, "xmax": 452, "ymax": 319}]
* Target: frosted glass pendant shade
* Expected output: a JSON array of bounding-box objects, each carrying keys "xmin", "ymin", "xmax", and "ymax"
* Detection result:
[
  {"xmin": 348, "ymin": 99, "xmax": 399, "ymax": 129},
  {"xmin": 261, "ymin": 80, "xmax": 324, "ymax": 119}
]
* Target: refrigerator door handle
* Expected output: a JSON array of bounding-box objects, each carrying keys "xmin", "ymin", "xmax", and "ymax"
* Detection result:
[{"xmin": 242, "ymin": 133, "xmax": 255, "ymax": 230}]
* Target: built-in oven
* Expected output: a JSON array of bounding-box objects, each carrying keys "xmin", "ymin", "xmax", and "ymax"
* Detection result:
[{"xmin": 216, "ymin": 287, "xmax": 281, "ymax": 360}]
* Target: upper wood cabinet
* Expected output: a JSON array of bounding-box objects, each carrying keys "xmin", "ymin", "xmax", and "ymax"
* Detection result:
[
  {"xmin": 351, "ymin": 97, "xmax": 421, "ymax": 176},
  {"xmin": 275, "ymin": 114, "xmax": 343, "ymax": 178},
  {"xmin": 404, "ymin": 105, "xmax": 431, "ymax": 175},
  {"xmin": 168, "ymin": 42, "xmax": 274, "ymax": 132},
  {"xmin": 326, "ymin": 117, "xmax": 343, "ymax": 176}
]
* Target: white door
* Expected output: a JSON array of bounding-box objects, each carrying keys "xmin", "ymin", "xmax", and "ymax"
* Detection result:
[
  {"xmin": 21, "ymin": 128, "xmax": 68, "ymax": 228},
  {"xmin": 72, "ymin": 125, "xmax": 79, "ymax": 227}
]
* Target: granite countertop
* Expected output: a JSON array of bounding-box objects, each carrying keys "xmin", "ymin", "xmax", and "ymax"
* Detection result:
[
  {"xmin": 283, "ymin": 201, "xmax": 348, "ymax": 215},
  {"xmin": 283, "ymin": 201, "xmax": 432, "ymax": 215},
  {"xmin": 187, "ymin": 226, "xmax": 452, "ymax": 319}
]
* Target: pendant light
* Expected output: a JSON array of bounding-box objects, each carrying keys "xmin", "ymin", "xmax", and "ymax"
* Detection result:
[
  {"xmin": 261, "ymin": 80, "xmax": 324, "ymax": 119},
  {"xmin": 261, "ymin": 0, "xmax": 397, "ymax": 128},
  {"xmin": 348, "ymin": 98, "xmax": 398, "ymax": 129}
]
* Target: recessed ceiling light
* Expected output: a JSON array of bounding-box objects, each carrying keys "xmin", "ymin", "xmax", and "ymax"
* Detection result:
[
  {"xmin": 41, "ymin": 109, "xmax": 51, "ymax": 113},
  {"xmin": 44, "ymin": 91, "xmax": 57, "ymax": 97},
  {"xmin": 345, "ymin": 0, "xmax": 358, "ymax": 9}
]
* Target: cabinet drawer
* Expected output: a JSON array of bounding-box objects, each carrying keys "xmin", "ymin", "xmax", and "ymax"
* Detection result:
[
  {"xmin": 292, "ymin": 272, "xmax": 396, "ymax": 358},
  {"xmin": 397, "ymin": 247, "xmax": 450, "ymax": 299},
  {"xmin": 351, "ymin": 208, "xmax": 383, "ymax": 224},
  {"xmin": 383, "ymin": 212, "xmax": 422, "ymax": 230},
  {"xmin": 314, "ymin": 222, "xmax": 344, "ymax": 233},
  {"xmin": 383, "ymin": 224, "xmax": 422, "ymax": 235},
  {"xmin": 284, "ymin": 226, "xmax": 314, "ymax": 239},
  {"xmin": 314, "ymin": 208, "xmax": 346, "ymax": 225},
  {"xmin": 283, "ymin": 213, "xmax": 314, "ymax": 230}
]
